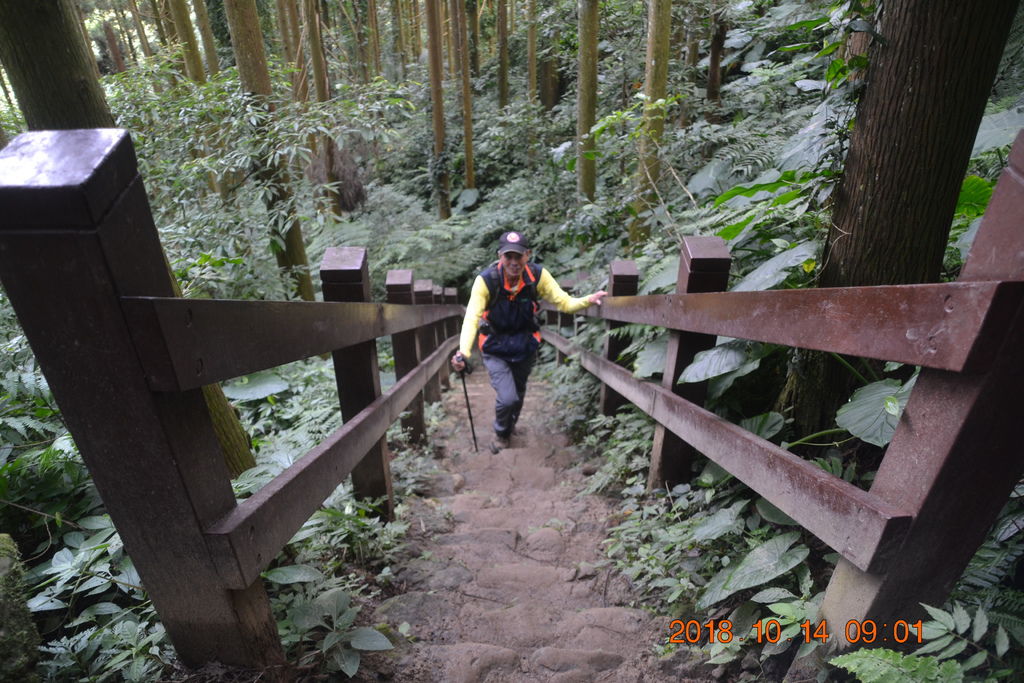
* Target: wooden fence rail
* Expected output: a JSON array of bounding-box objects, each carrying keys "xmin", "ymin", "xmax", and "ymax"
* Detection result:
[
  {"xmin": 543, "ymin": 130, "xmax": 1024, "ymax": 651},
  {"xmin": 0, "ymin": 129, "xmax": 463, "ymax": 668}
]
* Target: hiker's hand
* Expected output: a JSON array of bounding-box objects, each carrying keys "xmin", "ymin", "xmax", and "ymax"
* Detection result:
[
  {"xmin": 588, "ymin": 291, "xmax": 608, "ymax": 306},
  {"xmin": 451, "ymin": 352, "xmax": 466, "ymax": 372}
]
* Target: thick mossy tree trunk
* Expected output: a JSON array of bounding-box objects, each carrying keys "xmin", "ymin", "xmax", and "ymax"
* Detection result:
[
  {"xmin": 629, "ymin": 0, "xmax": 671, "ymax": 245},
  {"xmin": 576, "ymin": 0, "xmax": 598, "ymax": 201},
  {"xmin": 224, "ymin": 0, "xmax": 317, "ymax": 302},
  {"xmin": 0, "ymin": 0, "xmax": 256, "ymax": 477},
  {"xmin": 425, "ymin": 0, "xmax": 451, "ymax": 218},
  {"xmin": 0, "ymin": 535, "xmax": 40, "ymax": 679},
  {"xmin": 784, "ymin": 0, "xmax": 1020, "ymax": 436}
]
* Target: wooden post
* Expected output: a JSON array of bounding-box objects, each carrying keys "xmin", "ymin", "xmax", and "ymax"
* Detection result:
[
  {"xmin": 599, "ymin": 260, "xmax": 639, "ymax": 415},
  {"xmin": 320, "ymin": 247, "xmax": 394, "ymax": 520},
  {"xmin": 647, "ymin": 236, "xmax": 731, "ymax": 491},
  {"xmin": 0, "ymin": 129, "xmax": 282, "ymax": 668},
  {"xmin": 415, "ymin": 278, "xmax": 442, "ymax": 403},
  {"xmin": 444, "ymin": 286, "xmax": 458, "ymax": 337},
  {"xmin": 386, "ymin": 269, "xmax": 426, "ymax": 442},
  {"xmin": 818, "ymin": 133, "xmax": 1024, "ymax": 647},
  {"xmin": 433, "ymin": 284, "xmax": 450, "ymax": 390}
]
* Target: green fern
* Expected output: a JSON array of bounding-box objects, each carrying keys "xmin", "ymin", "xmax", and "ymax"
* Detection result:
[{"xmin": 831, "ymin": 649, "xmax": 965, "ymax": 683}]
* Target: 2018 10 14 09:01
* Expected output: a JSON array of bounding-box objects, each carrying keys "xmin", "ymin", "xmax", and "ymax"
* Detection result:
[{"xmin": 668, "ymin": 618, "xmax": 924, "ymax": 645}]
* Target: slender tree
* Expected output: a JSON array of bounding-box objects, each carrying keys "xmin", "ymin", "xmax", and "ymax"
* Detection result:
[
  {"xmin": 630, "ymin": 0, "xmax": 671, "ymax": 244},
  {"xmin": 168, "ymin": 0, "xmax": 207, "ymax": 81},
  {"xmin": 525, "ymin": 0, "xmax": 536, "ymax": 103},
  {"xmin": 705, "ymin": 9, "xmax": 726, "ymax": 122},
  {"xmin": 192, "ymin": 0, "xmax": 221, "ymax": 75},
  {"xmin": 467, "ymin": 0, "xmax": 479, "ymax": 75},
  {"xmin": 147, "ymin": 0, "xmax": 169, "ymax": 46},
  {"xmin": 223, "ymin": 0, "xmax": 318, "ymax": 302},
  {"xmin": 112, "ymin": 4, "xmax": 139, "ymax": 64},
  {"xmin": 128, "ymin": 0, "xmax": 155, "ymax": 57},
  {"xmin": 496, "ymin": 0, "xmax": 508, "ymax": 107},
  {"xmin": 450, "ymin": 0, "xmax": 475, "ymax": 188},
  {"xmin": 785, "ymin": 0, "xmax": 1021, "ymax": 435},
  {"xmin": 425, "ymin": 0, "xmax": 450, "ymax": 218},
  {"xmin": 103, "ymin": 21, "xmax": 128, "ymax": 72},
  {"xmin": 576, "ymin": 0, "xmax": 598, "ymax": 200},
  {"xmin": 0, "ymin": 0, "xmax": 256, "ymax": 477},
  {"xmin": 389, "ymin": 0, "xmax": 406, "ymax": 78}
]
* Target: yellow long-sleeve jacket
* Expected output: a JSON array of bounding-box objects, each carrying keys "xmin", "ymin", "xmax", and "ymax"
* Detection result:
[{"xmin": 458, "ymin": 265, "xmax": 596, "ymax": 358}]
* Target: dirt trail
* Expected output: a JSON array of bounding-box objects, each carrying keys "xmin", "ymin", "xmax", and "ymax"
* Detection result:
[{"xmin": 368, "ymin": 367, "xmax": 710, "ymax": 682}]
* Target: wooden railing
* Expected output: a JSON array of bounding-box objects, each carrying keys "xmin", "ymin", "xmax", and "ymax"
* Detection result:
[
  {"xmin": 0, "ymin": 129, "xmax": 463, "ymax": 668},
  {"xmin": 544, "ymin": 131, "xmax": 1024, "ymax": 647}
]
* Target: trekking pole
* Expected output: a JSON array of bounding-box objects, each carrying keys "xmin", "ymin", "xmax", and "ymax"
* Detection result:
[{"xmin": 456, "ymin": 357, "xmax": 479, "ymax": 452}]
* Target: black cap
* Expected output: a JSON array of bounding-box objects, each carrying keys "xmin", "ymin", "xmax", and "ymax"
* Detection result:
[{"xmin": 498, "ymin": 231, "xmax": 529, "ymax": 254}]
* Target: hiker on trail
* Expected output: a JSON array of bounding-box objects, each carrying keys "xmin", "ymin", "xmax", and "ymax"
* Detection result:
[{"xmin": 450, "ymin": 231, "xmax": 608, "ymax": 453}]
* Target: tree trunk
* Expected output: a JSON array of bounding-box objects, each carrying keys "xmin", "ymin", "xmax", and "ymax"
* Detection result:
[
  {"xmin": 0, "ymin": 69, "xmax": 17, "ymax": 113},
  {"xmin": 147, "ymin": 0, "xmax": 170, "ymax": 46},
  {"xmin": 410, "ymin": 0, "xmax": 422, "ymax": 60},
  {"xmin": 576, "ymin": 0, "xmax": 598, "ymax": 200},
  {"xmin": 785, "ymin": 0, "xmax": 1020, "ymax": 436},
  {"xmin": 368, "ymin": 0, "xmax": 383, "ymax": 77},
  {"xmin": 468, "ymin": 0, "xmax": 479, "ymax": 75},
  {"xmin": 0, "ymin": 0, "xmax": 114, "ymax": 129},
  {"xmin": 193, "ymin": 0, "xmax": 221, "ymax": 75},
  {"xmin": 496, "ymin": 0, "xmax": 508, "ymax": 107},
  {"xmin": 224, "ymin": 0, "xmax": 317, "ymax": 302},
  {"xmin": 128, "ymin": 0, "xmax": 155, "ymax": 57},
  {"xmin": 425, "ymin": 0, "xmax": 450, "ymax": 218},
  {"xmin": 103, "ymin": 21, "xmax": 127, "ymax": 73},
  {"xmin": 113, "ymin": 5, "xmax": 139, "ymax": 64},
  {"xmin": 75, "ymin": 2, "xmax": 102, "ymax": 79},
  {"xmin": 629, "ymin": 0, "xmax": 671, "ymax": 245},
  {"xmin": 450, "ymin": 0, "xmax": 474, "ymax": 188},
  {"xmin": 390, "ymin": 0, "xmax": 406, "ymax": 78},
  {"xmin": 0, "ymin": 0, "xmax": 257, "ymax": 478},
  {"xmin": 525, "ymin": 0, "xmax": 535, "ymax": 103},
  {"xmin": 538, "ymin": 27, "xmax": 561, "ymax": 110},
  {"xmin": 705, "ymin": 11, "xmax": 726, "ymax": 122},
  {"xmin": 168, "ymin": 0, "xmax": 207, "ymax": 82}
]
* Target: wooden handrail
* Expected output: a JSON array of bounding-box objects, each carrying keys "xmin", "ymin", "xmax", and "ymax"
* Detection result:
[
  {"xmin": 553, "ymin": 280, "xmax": 1024, "ymax": 372},
  {"xmin": 121, "ymin": 297, "xmax": 463, "ymax": 390},
  {"xmin": 204, "ymin": 333, "xmax": 460, "ymax": 589},
  {"xmin": 543, "ymin": 328, "xmax": 913, "ymax": 573}
]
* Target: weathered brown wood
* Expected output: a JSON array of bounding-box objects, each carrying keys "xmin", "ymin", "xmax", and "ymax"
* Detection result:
[
  {"xmin": 600, "ymin": 260, "xmax": 638, "ymax": 415},
  {"xmin": 820, "ymin": 129, "xmax": 1024, "ymax": 646},
  {"xmin": 320, "ymin": 247, "xmax": 394, "ymax": 520},
  {"xmin": 121, "ymin": 297, "xmax": 461, "ymax": 390},
  {"xmin": 444, "ymin": 287, "xmax": 459, "ymax": 339},
  {"xmin": 205, "ymin": 331, "xmax": 458, "ymax": 588},
  {"xmin": 434, "ymin": 284, "xmax": 451, "ymax": 391},
  {"xmin": 0, "ymin": 129, "xmax": 282, "ymax": 668},
  {"xmin": 387, "ymin": 270, "xmax": 425, "ymax": 441},
  {"xmin": 543, "ymin": 329, "xmax": 913, "ymax": 573},
  {"xmin": 416, "ymin": 278, "xmax": 442, "ymax": 403},
  {"xmin": 649, "ymin": 236, "xmax": 730, "ymax": 492},
  {"xmin": 573, "ymin": 281, "xmax": 1019, "ymax": 373}
]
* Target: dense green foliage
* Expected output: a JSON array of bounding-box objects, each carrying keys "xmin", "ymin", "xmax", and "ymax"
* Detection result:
[{"xmin": 1, "ymin": 0, "xmax": 1024, "ymax": 679}]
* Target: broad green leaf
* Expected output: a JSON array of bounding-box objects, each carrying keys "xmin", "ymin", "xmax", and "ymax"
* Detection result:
[
  {"xmin": 956, "ymin": 176, "xmax": 993, "ymax": 218},
  {"xmin": 731, "ymin": 242, "xmax": 817, "ymax": 292},
  {"xmin": 634, "ymin": 337, "xmax": 667, "ymax": 378},
  {"xmin": 921, "ymin": 603, "xmax": 955, "ymax": 631},
  {"xmin": 455, "ymin": 188, "xmax": 480, "ymax": 212},
  {"xmin": 222, "ymin": 371, "xmax": 289, "ymax": 400},
  {"xmin": 680, "ymin": 340, "xmax": 751, "ymax": 383},
  {"xmin": 996, "ymin": 625, "xmax": 1009, "ymax": 657},
  {"xmin": 263, "ymin": 564, "xmax": 323, "ymax": 584},
  {"xmin": 322, "ymin": 631, "xmax": 345, "ymax": 652},
  {"xmin": 972, "ymin": 607, "xmax": 988, "ymax": 641},
  {"xmin": 960, "ymin": 650, "xmax": 987, "ymax": 672},
  {"xmin": 935, "ymin": 639, "xmax": 968, "ymax": 661},
  {"xmin": 348, "ymin": 626, "xmax": 393, "ymax": 651},
  {"xmin": 27, "ymin": 595, "xmax": 67, "ymax": 611},
  {"xmin": 750, "ymin": 587, "xmax": 796, "ymax": 603},
  {"xmin": 316, "ymin": 587, "xmax": 351, "ymax": 620},
  {"xmin": 768, "ymin": 601, "xmax": 799, "ymax": 619},
  {"xmin": 692, "ymin": 501, "xmax": 747, "ymax": 542},
  {"xmin": 713, "ymin": 170, "xmax": 795, "ymax": 206},
  {"xmin": 330, "ymin": 647, "xmax": 360, "ymax": 676},
  {"xmin": 740, "ymin": 412, "xmax": 784, "ymax": 440},
  {"xmin": 836, "ymin": 377, "xmax": 916, "ymax": 447},
  {"xmin": 697, "ymin": 532, "xmax": 808, "ymax": 609},
  {"xmin": 755, "ymin": 498, "xmax": 797, "ymax": 526},
  {"xmin": 914, "ymin": 633, "xmax": 954, "ymax": 656},
  {"xmin": 290, "ymin": 601, "xmax": 326, "ymax": 631},
  {"xmin": 951, "ymin": 604, "xmax": 971, "ymax": 634},
  {"xmin": 77, "ymin": 515, "xmax": 113, "ymax": 530},
  {"xmin": 783, "ymin": 16, "xmax": 829, "ymax": 31}
]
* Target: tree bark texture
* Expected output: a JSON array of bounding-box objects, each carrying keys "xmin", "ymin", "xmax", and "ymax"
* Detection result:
[
  {"xmin": 0, "ymin": 0, "xmax": 114, "ymax": 129},
  {"xmin": 787, "ymin": 0, "xmax": 1020, "ymax": 436},
  {"xmin": 497, "ymin": 0, "xmax": 509, "ymax": 107},
  {"xmin": 630, "ymin": 0, "xmax": 671, "ymax": 244},
  {"xmin": 425, "ymin": 0, "xmax": 451, "ymax": 218},
  {"xmin": 576, "ymin": 0, "xmax": 598, "ymax": 200},
  {"xmin": 704, "ymin": 12, "xmax": 726, "ymax": 122},
  {"xmin": 103, "ymin": 21, "xmax": 128, "ymax": 73},
  {"xmin": 192, "ymin": 0, "xmax": 222, "ymax": 75},
  {"xmin": 526, "ymin": 0, "xmax": 536, "ymax": 103},
  {"xmin": 390, "ymin": 0, "xmax": 406, "ymax": 78},
  {"xmin": 450, "ymin": 0, "xmax": 475, "ymax": 188},
  {"xmin": 169, "ymin": 0, "xmax": 207, "ymax": 82},
  {"xmin": 468, "ymin": 0, "xmax": 479, "ymax": 75}
]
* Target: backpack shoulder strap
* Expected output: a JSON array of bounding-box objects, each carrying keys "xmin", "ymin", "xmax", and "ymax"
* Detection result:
[{"xmin": 481, "ymin": 263, "xmax": 501, "ymax": 310}]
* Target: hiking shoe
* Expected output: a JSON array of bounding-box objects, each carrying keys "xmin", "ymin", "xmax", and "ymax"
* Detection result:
[{"xmin": 489, "ymin": 435, "xmax": 510, "ymax": 454}]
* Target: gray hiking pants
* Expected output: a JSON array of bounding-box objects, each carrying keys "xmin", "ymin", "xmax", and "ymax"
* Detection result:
[{"xmin": 482, "ymin": 352, "xmax": 537, "ymax": 438}]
